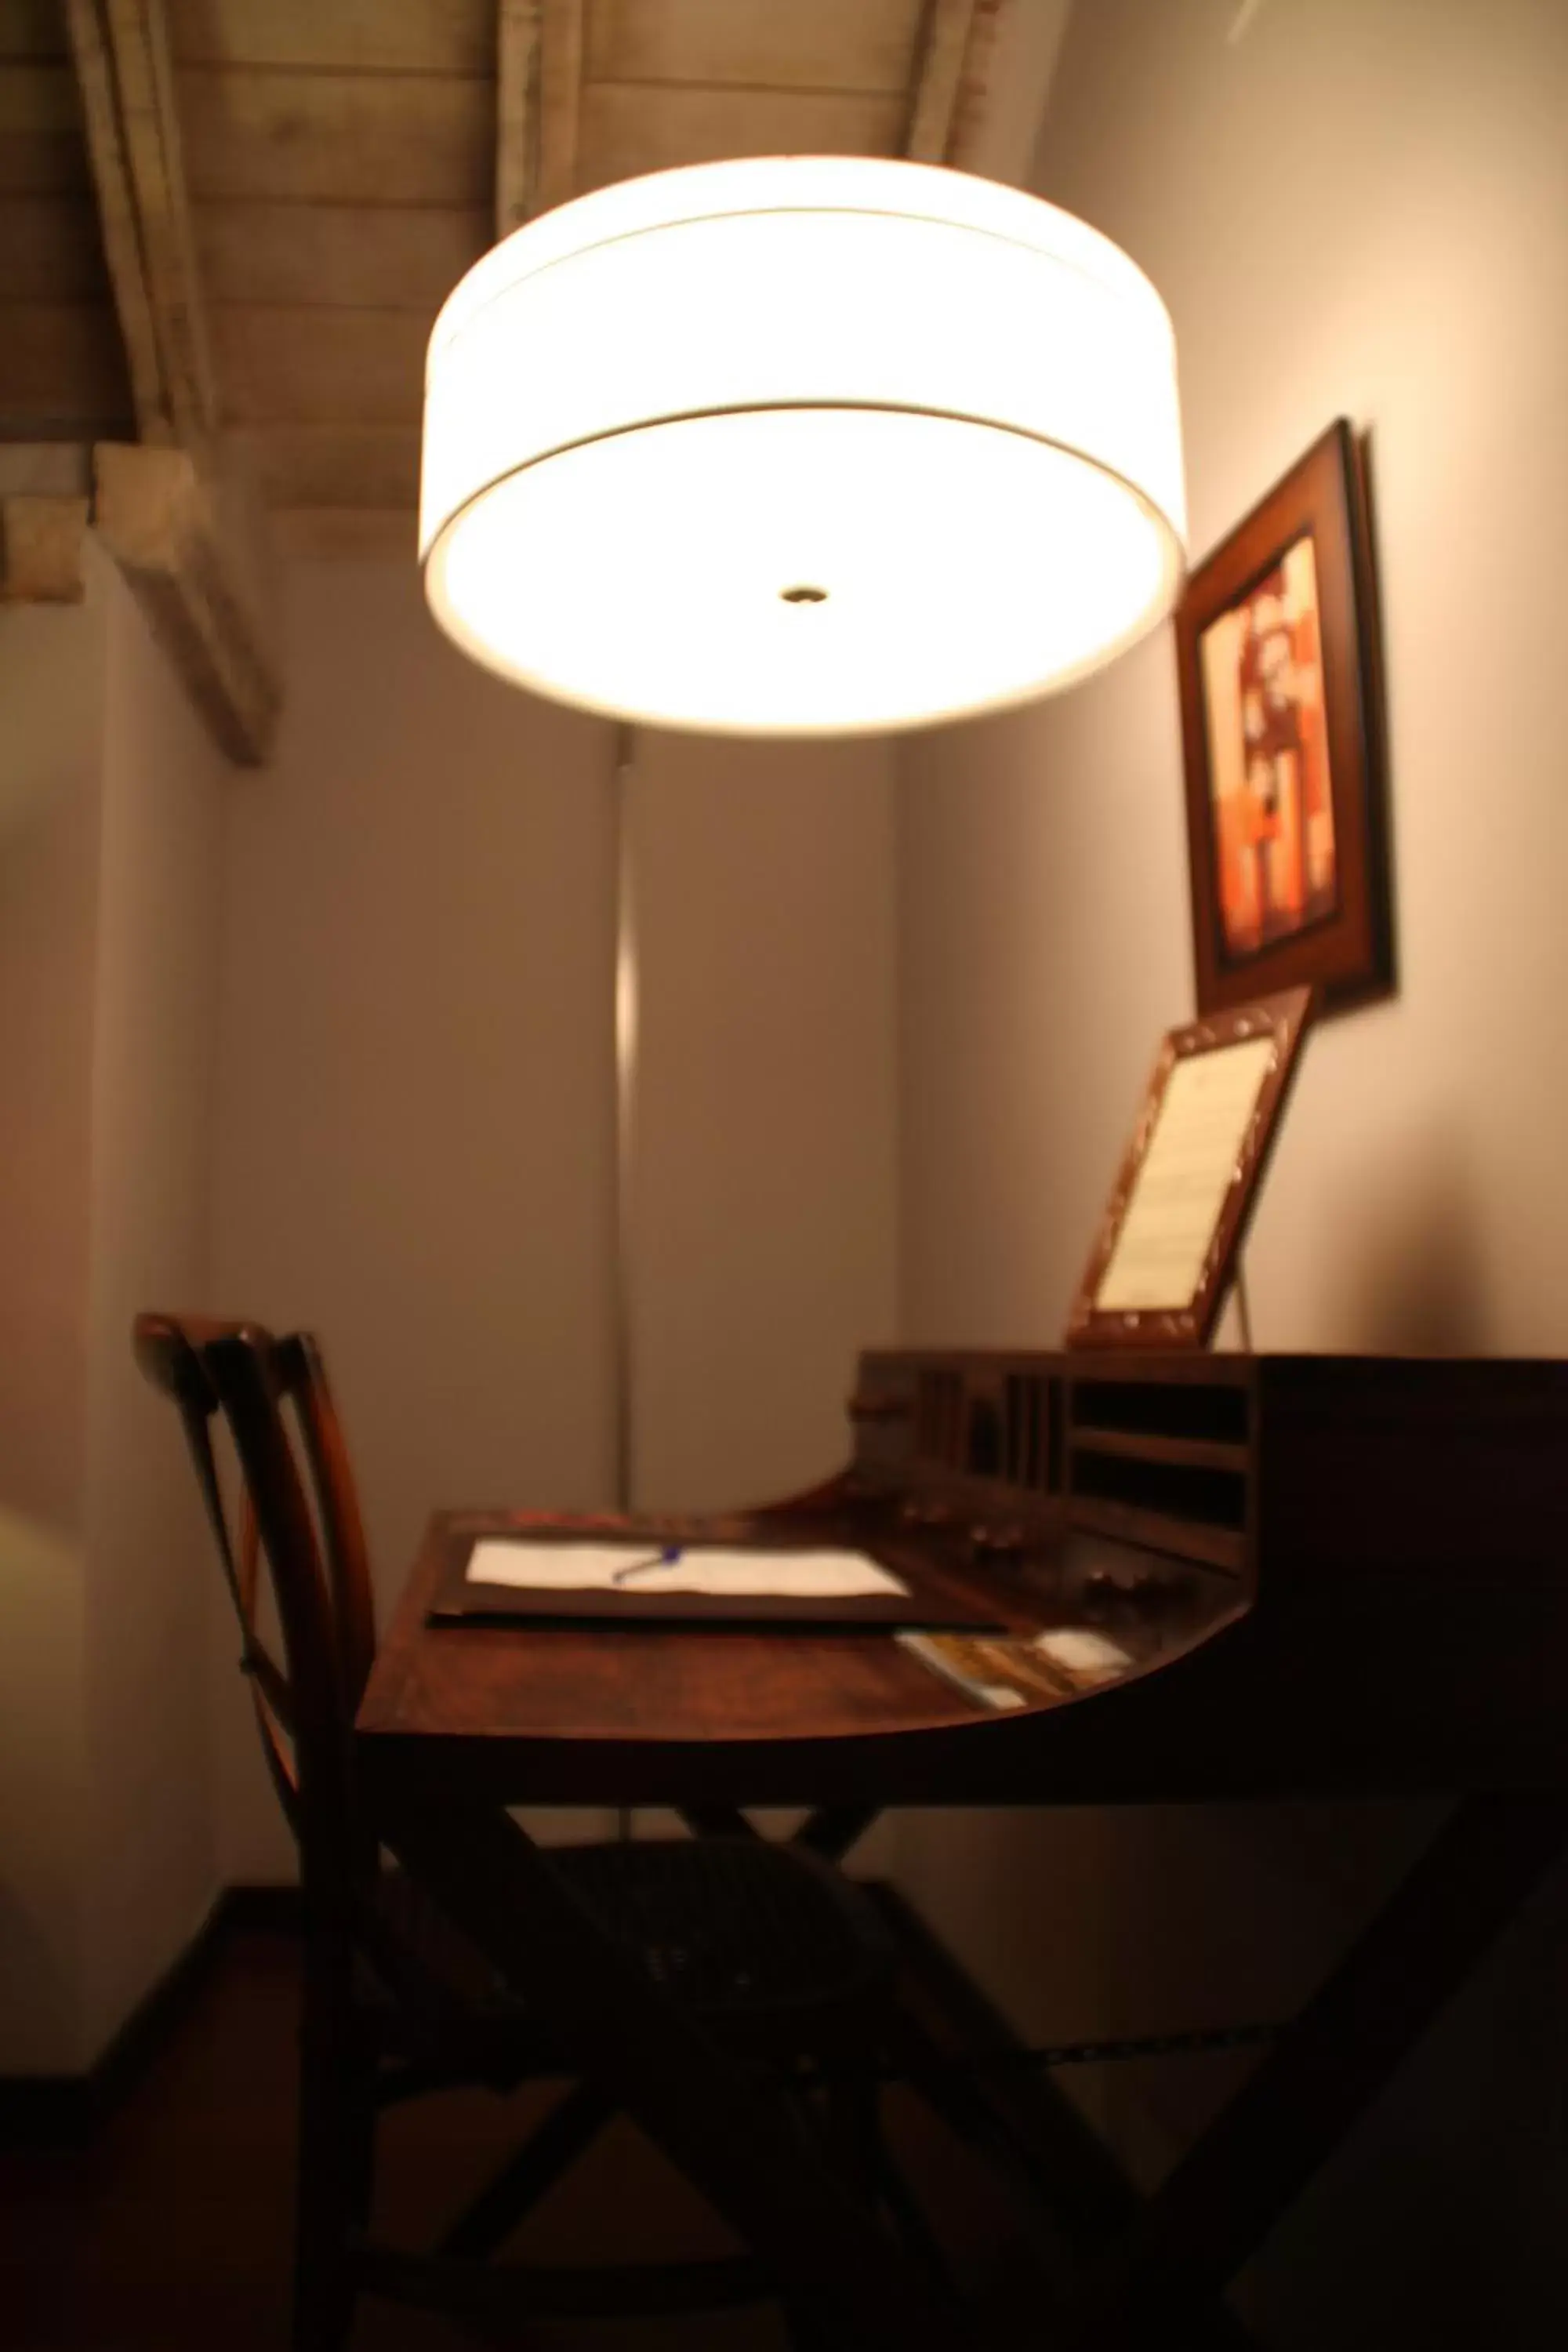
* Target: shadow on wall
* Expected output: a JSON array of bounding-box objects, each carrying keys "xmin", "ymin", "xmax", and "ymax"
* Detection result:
[
  {"xmin": 893, "ymin": 1138, "xmax": 1558, "ymax": 2331},
  {"xmin": 0, "ymin": 1504, "xmax": 87, "ymax": 2072},
  {"xmin": 1244, "ymin": 1846, "xmax": 1568, "ymax": 2352},
  {"xmin": 0, "ymin": 1889, "xmax": 78, "ymax": 2068},
  {"xmin": 1320, "ymin": 1116, "xmax": 1491, "ymax": 1356}
]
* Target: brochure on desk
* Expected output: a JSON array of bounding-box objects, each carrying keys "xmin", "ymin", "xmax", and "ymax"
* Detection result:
[{"xmin": 427, "ymin": 1523, "xmax": 1007, "ymax": 1631}]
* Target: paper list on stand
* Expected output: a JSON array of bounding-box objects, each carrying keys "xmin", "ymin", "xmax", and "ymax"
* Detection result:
[{"xmin": 1095, "ymin": 1034, "xmax": 1276, "ymax": 1312}]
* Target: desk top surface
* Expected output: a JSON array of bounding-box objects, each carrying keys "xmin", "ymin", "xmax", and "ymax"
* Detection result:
[
  {"xmin": 354, "ymin": 1466, "xmax": 1568, "ymax": 1810},
  {"xmin": 351, "ymin": 1500, "xmax": 1271, "ymax": 1811},
  {"xmin": 358, "ymin": 1504, "xmax": 1029, "ymax": 1749}
]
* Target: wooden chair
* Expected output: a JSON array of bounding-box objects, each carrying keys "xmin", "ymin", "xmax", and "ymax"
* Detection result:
[{"xmin": 134, "ymin": 1312, "xmax": 942, "ymax": 2350}]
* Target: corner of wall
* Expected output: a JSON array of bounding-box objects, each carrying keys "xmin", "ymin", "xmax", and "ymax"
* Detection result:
[
  {"xmin": 0, "ymin": 556, "xmax": 111, "ymax": 2071},
  {"xmin": 77, "ymin": 549, "xmax": 230, "ymax": 2053}
]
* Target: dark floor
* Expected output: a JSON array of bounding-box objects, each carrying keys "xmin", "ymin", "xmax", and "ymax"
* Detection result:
[{"xmin": 0, "ymin": 1925, "xmax": 1021, "ymax": 2350}]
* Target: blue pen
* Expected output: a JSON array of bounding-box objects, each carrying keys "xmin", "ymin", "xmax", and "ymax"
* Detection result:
[{"xmin": 610, "ymin": 1544, "xmax": 683, "ymax": 1587}]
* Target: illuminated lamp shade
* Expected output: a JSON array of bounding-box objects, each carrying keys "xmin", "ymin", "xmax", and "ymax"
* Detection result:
[{"xmin": 419, "ymin": 156, "xmax": 1186, "ymax": 736}]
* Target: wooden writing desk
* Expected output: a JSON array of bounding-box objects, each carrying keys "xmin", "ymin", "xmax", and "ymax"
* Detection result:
[{"xmin": 356, "ymin": 1351, "xmax": 1568, "ymax": 2346}]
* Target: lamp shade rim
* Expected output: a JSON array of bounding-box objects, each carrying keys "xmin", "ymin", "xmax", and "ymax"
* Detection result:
[
  {"xmin": 427, "ymin": 154, "xmax": 1175, "ymax": 368},
  {"xmin": 420, "ymin": 567, "xmax": 1185, "ymax": 739},
  {"xmin": 418, "ymin": 402, "xmax": 1187, "ymax": 569},
  {"xmin": 423, "ymin": 409, "xmax": 1186, "ymax": 738}
]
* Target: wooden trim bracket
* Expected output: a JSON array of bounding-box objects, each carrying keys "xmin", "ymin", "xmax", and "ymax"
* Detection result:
[
  {"xmin": 0, "ymin": 447, "xmax": 93, "ymax": 602},
  {"xmin": 93, "ymin": 442, "xmax": 280, "ymax": 766},
  {"xmin": 0, "ymin": 496, "xmax": 91, "ymax": 602}
]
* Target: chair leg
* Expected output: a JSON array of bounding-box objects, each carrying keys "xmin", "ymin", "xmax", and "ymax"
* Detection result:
[
  {"xmin": 782, "ymin": 2300, "xmax": 858, "ymax": 2350},
  {"xmin": 825, "ymin": 2065, "xmax": 952, "ymax": 2295},
  {"xmin": 437, "ymin": 2079, "xmax": 615, "ymax": 2259},
  {"xmin": 292, "ymin": 1961, "xmax": 376, "ymax": 2352}
]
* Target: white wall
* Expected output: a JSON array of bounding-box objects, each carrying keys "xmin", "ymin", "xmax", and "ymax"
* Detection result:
[
  {"xmin": 81, "ymin": 557, "xmax": 227, "ymax": 2052},
  {"xmin": 210, "ymin": 555, "xmax": 622, "ymax": 1876},
  {"xmin": 629, "ymin": 728, "xmax": 898, "ymax": 1512},
  {"xmin": 0, "ymin": 569, "xmax": 103, "ymax": 2070},
  {"xmin": 0, "ymin": 546, "xmax": 227, "ymax": 2069},
  {"xmin": 894, "ymin": 0, "xmax": 1568, "ymax": 2336},
  {"xmin": 622, "ymin": 728, "xmax": 900, "ymax": 1867}
]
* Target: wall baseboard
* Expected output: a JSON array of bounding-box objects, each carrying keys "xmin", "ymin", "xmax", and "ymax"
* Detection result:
[
  {"xmin": 218, "ymin": 1880, "xmax": 303, "ymax": 1935},
  {"xmin": 0, "ymin": 1880, "xmax": 300, "ymax": 2147}
]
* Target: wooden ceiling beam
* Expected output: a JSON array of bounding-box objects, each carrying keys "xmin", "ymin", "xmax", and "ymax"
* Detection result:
[
  {"xmin": 63, "ymin": 0, "xmax": 213, "ymax": 447},
  {"xmin": 947, "ymin": 0, "xmax": 1070, "ymax": 182},
  {"xmin": 61, "ymin": 0, "xmax": 166, "ymax": 437},
  {"xmin": 534, "ymin": 0, "xmax": 585, "ymax": 216},
  {"xmin": 905, "ymin": 2, "xmax": 1068, "ymax": 186},
  {"xmin": 60, "ymin": 4, "xmax": 279, "ymax": 763},
  {"xmin": 495, "ymin": 0, "xmax": 581, "ymax": 235},
  {"xmin": 904, "ymin": 0, "xmax": 980, "ymax": 165},
  {"xmin": 496, "ymin": 0, "xmax": 539, "ymax": 238}
]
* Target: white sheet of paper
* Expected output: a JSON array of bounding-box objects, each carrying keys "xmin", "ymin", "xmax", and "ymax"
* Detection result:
[
  {"xmin": 1033, "ymin": 1628, "xmax": 1131, "ymax": 1679},
  {"xmin": 465, "ymin": 1540, "xmax": 909, "ymax": 1600},
  {"xmin": 1094, "ymin": 1035, "xmax": 1277, "ymax": 1312}
]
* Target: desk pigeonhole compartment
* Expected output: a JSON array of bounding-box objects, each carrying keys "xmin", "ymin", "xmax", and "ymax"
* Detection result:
[{"xmin": 1065, "ymin": 1363, "xmax": 1253, "ymax": 1579}]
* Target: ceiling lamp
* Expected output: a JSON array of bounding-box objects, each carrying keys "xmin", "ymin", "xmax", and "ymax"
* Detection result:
[{"xmin": 420, "ymin": 157, "xmax": 1185, "ymax": 737}]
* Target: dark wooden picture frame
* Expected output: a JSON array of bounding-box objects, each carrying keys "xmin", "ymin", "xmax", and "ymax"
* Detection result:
[
  {"xmin": 1174, "ymin": 420, "xmax": 1392, "ymax": 1015},
  {"xmin": 1065, "ymin": 987, "xmax": 1312, "ymax": 1349}
]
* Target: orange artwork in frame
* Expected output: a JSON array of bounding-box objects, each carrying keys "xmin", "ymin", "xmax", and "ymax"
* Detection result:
[{"xmin": 1174, "ymin": 422, "xmax": 1393, "ymax": 1017}]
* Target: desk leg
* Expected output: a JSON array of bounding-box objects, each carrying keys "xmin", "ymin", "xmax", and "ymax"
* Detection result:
[
  {"xmin": 796, "ymin": 1806, "xmax": 881, "ymax": 1861},
  {"xmin": 376, "ymin": 1791, "xmax": 967, "ymax": 2352},
  {"xmin": 678, "ymin": 1804, "xmax": 760, "ymax": 1841},
  {"xmin": 677, "ymin": 1805, "xmax": 881, "ymax": 1863},
  {"xmin": 1058, "ymin": 1791, "xmax": 1568, "ymax": 2349}
]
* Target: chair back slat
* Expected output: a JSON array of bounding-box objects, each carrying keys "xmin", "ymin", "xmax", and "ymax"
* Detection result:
[
  {"xmin": 238, "ymin": 1493, "xmax": 261, "ymax": 1624},
  {"xmin": 133, "ymin": 1312, "xmax": 378, "ymax": 1907},
  {"xmin": 279, "ymin": 1333, "xmax": 379, "ymax": 1708}
]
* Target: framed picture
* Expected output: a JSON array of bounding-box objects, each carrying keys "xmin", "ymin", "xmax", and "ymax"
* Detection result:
[
  {"xmin": 1065, "ymin": 987, "xmax": 1312, "ymax": 1349},
  {"xmin": 1174, "ymin": 420, "xmax": 1392, "ymax": 1016}
]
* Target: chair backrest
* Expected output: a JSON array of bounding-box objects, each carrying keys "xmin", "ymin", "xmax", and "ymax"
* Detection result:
[{"xmin": 133, "ymin": 1314, "xmax": 379, "ymax": 1909}]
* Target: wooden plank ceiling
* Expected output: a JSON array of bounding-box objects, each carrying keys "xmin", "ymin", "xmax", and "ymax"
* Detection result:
[
  {"xmin": 2, "ymin": 1, "xmax": 1036, "ymax": 546},
  {"xmin": 0, "ymin": 0, "xmax": 136, "ymax": 437}
]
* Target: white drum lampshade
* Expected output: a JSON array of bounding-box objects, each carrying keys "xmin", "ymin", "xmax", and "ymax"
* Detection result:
[{"xmin": 420, "ymin": 157, "xmax": 1186, "ymax": 736}]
